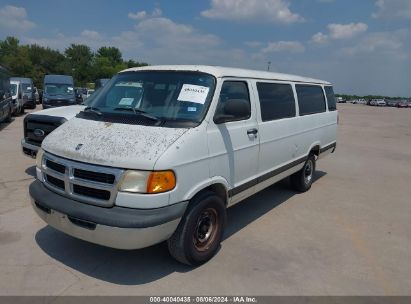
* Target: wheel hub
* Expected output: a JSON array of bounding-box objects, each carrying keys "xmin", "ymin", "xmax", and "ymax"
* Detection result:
[{"xmin": 193, "ymin": 208, "xmax": 218, "ymax": 251}]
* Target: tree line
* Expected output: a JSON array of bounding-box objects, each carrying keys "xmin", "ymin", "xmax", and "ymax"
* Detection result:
[{"xmin": 0, "ymin": 36, "xmax": 148, "ymax": 89}]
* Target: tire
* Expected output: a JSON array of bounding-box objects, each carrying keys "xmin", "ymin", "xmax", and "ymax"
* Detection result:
[
  {"xmin": 5, "ymin": 105, "xmax": 12, "ymax": 122},
  {"xmin": 167, "ymin": 191, "xmax": 226, "ymax": 266},
  {"xmin": 291, "ymin": 154, "xmax": 316, "ymax": 192}
]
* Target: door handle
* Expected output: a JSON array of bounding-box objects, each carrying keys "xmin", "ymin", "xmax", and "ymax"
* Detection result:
[{"xmin": 247, "ymin": 128, "xmax": 258, "ymax": 136}]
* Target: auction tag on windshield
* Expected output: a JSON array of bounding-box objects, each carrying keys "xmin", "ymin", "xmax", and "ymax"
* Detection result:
[
  {"xmin": 119, "ymin": 97, "xmax": 134, "ymax": 106},
  {"xmin": 178, "ymin": 84, "xmax": 209, "ymax": 104}
]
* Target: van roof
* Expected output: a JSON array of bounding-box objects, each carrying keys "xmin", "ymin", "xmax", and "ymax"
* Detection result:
[
  {"xmin": 121, "ymin": 65, "xmax": 331, "ymax": 85},
  {"xmin": 44, "ymin": 75, "xmax": 74, "ymax": 84},
  {"xmin": 10, "ymin": 77, "xmax": 32, "ymax": 83}
]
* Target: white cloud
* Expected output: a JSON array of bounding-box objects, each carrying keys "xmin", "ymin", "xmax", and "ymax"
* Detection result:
[
  {"xmin": 311, "ymin": 32, "xmax": 328, "ymax": 44},
  {"xmin": 244, "ymin": 41, "xmax": 264, "ymax": 48},
  {"xmin": 0, "ymin": 5, "xmax": 35, "ymax": 33},
  {"xmin": 81, "ymin": 30, "xmax": 103, "ymax": 41},
  {"xmin": 128, "ymin": 8, "xmax": 162, "ymax": 21},
  {"xmin": 22, "ymin": 12, "xmax": 249, "ymax": 67},
  {"xmin": 341, "ymin": 29, "xmax": 409, "ymax": 56},
  {"xmin": 261, "ymin": 41, "xmax": 305, "ymax": 53},
  {"xmin": 311, "ymin": 22, "xmax": 368, "ymax": 44},
  {"xmin": 328, "ymin": 23, "xmax": 368, "ymax": 39},
  {"xmin": 201, "ymin": 0, "xmax": 303, "ymax": 24},
  {"xmin": 373, "ymin": 0, "xmax": 411, "ymax": 19}
]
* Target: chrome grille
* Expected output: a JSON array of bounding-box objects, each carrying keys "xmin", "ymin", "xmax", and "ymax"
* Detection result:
[{"xmin": 40, "ymin": 153, "xmax": 124, "ymax": 207}]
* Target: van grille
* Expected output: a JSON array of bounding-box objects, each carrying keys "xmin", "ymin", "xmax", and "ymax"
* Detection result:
[
  {"xmin": 73, "ymin": 168, "xmax": 115, "ymax": 184},
  {"xmin": 73, "ymin": 184, "xmax": 111, "ymax": 201},
  {"xmin": 24, "ymin": 115, "xmax": 67, "ymax": 147},
  {"xmin": 40, "ymin": 153, "xmax": 124, "ymax": 207},
  {"xmin": 46, "ymin": 174, "xmax": 65, "ymax": 190},
  {"xmin": 46, "ymin": 159, "xmax": 66, "ymax": 174}
]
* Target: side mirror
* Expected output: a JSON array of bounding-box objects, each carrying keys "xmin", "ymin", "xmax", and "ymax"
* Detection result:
[{"xmin": 214, "ymin": 99, "xmax": 250, "ymax": 124}]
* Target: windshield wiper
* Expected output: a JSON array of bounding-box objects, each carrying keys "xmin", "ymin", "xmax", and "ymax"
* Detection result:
[
  {"xmin": 113, "ymin": 107, "xmax": 161, "ymax": 123},
  {"xmin": 83, "ymin": 106, "xmax": 102, "ymax": 116}
]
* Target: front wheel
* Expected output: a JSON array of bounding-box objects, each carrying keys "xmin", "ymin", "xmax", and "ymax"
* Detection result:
[
  {"xmin": 167, "ymin": 191, "xmax": 226, "ymax": 266},
  {"xmin": 291, "ymin": 154, "xmax": 316, "ymax": 192}
]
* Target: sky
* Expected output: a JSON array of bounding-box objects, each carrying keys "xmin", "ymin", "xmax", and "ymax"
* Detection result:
[{"xmin": 0, "ymin": 0, "xmax": 410, "ymax": 96}]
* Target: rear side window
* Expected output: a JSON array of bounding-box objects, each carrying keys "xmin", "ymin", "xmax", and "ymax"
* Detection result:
[
  {"xmin": 324, "ymin": 86, "xmax": 337, "ymax": 111},
  {"xmin": 296, "ymin": 85, "xmax": 326, "ymax": 115},
  {"xmin": 256, "ymin": 82, "xmax": 296, "ymax": 121}
]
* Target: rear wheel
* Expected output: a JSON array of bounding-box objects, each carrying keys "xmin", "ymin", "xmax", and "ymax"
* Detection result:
[
  {"xmin": 167, "ymin": 191, "xmax": 226, "ymax": 266},
  {"xmin": 291, "ymin": 154, "xmax": 316, "ymax": 192},
  {"xmin": 5, "ymin": 105, "xmax": 12, "ymax": 122}
]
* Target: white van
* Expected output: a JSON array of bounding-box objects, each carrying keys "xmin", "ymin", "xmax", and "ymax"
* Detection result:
[
  {"xmin": 29, "ymin": 66, "xmax": 337, "ymax": 265},
  {"xmin": 10, "ymin": 79, "xmax": 25, "ymax": 114}
]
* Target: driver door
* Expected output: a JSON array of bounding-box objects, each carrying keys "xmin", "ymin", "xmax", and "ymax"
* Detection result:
[{"xmin": 207, "ymin": 80, "xmax": 260, "ymax": 205}]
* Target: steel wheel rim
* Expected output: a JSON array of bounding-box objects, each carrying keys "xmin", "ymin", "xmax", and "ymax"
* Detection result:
[
  {"xmin": 193, "ymin": 208, "xmax": 218, "ymax": 252},
  {"xmin": 304, "ymin": 160, "xmax": 313, "ymax": 184}
]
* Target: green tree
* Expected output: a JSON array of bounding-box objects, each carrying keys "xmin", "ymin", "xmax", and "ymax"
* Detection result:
[
  {"xmin": 0, "ymin": 37, "xmax": 34, "ymax": 78},
  {"xmin": 96, "ymin": 46, "xmax": 122, "ymax": 66},
  {"xmin": 65, "ymin": 44, "xmax": 94, "ymax": 86},
  {"xmin": 126, "ymin": 59, "xmax": 149, "ymax": 68}
]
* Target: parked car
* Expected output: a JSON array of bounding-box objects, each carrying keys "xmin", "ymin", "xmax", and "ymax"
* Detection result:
[
  {"xmin": 95, "ymin": 78, "xmax": 110, "ymax": 89},
  {"xmin": 34, "ymin": 87, "xmax": 40, "ymax": 104},
  {"xmin": 21, "ymin": 88, "xmax": 100, "ymax": 157},
  {"xmin": 29, "ymin": 65, "xmax": 337, "ymax": 265},
  {"xmin": 370, "ymin": 99, "xmax": 386, "ymax": 106},
  {"xmin": 0, "ymin": 66, "xmax": 13, "ymax": 123},
  {"xmin": 336, "ymin": 97, "xmax": 346, "ymax": 103},
  {"xmin": 396, "ymin": 101, "xmax": 409, "ymax": 108},
  {"xmin": 82, "ymin": 89, "xmax": 95, "ymax": 100},
  {"xmin": 10, "ymin": 79, "xmax": 25, "ymax": 115},
  {"xmin": 74, "ymin": 88, "xmax": 85, "ymax": 103},
  {"xmin": 42, "ymin": 75, "xmax": 76, "ymax": 109},
  {"xmin": 351, "ymin": 98, "xmax": 366, "ymax": 105},
  {"xmin": 386, "ymin": 100, "xmax": 398, "ymax": 107},
  {"xmin": 10, "ymin": 77, "xmax": 36, "ymax": 109}
]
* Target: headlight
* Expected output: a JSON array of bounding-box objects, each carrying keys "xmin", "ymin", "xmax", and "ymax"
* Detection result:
[
  {"xmin": 69, "ymin": 98, "xmax": 75, "ymax": 102},
  {"xmin": 43, "ymin": 97, "xmax": 48, "ymax": 102},
  {"xmin": 36, "ymin": 148, "xmax": 44, "ymax": 169},
  {"xmin": 118, "ymin": 170, "xmax": 176, "ymax": 194}
]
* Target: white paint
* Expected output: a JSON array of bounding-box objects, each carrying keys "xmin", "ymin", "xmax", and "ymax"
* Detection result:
[
  {"xmin": 123, "ymin": 65, "xmax": 331, "ymax": 85},
  {"xmin": 42, "ymin": 117, "xmax": 188, "ymax": 170},
  {"xmin": 29, "ymin": 105, "xmax": 86, "ymax": 120}
]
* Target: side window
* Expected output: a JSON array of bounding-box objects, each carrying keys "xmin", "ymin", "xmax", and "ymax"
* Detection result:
[
  {"xmin": 324, "ymin": 86, "xmax": 337, "ymax": 111},
  {"xmin": 256, "ymin": 82, "xmax": 296, "ymax": 121},
  {"xmin": 214, "ymin": 81, "xmax": 251, "ymax": 123},
  {"xmin": 296, "ymin": 85, "xmax": 326, "ymax": 116}
]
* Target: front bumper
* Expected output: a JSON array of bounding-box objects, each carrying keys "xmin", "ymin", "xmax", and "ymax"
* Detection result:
[
  {"xmin": 29, "ymin": 180, "xmax": 187, "ymax": 249},
  {"xmin": 21, "ymin": 138, "xmax": 39, "ymax": 158}
]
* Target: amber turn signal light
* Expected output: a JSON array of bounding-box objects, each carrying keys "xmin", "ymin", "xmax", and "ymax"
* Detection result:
[{"xmin": 147, "ymin": 171, "xmax": 176, "ymax": 194}]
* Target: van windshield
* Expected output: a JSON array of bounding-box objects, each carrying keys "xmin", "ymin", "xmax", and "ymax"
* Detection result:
[
  {"xmin": 45, "ymin": 83, "xmax": 74, "ymax": 96},
  {"xmin": 84, "ymin": 71, "xmax": 216, "ymax": 127},
  {"xmin": 22, "ymin": 83, "xmax": 32, "ymax": 93}
]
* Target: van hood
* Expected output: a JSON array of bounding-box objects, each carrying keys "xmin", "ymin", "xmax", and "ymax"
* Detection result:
[
  {"xmin": 32, "ymin": 105, "xmax": 85, "ymax": 120},
  {"xmin": 42, "ymin": 117, "xmax": 188, "ymax": 170}
]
